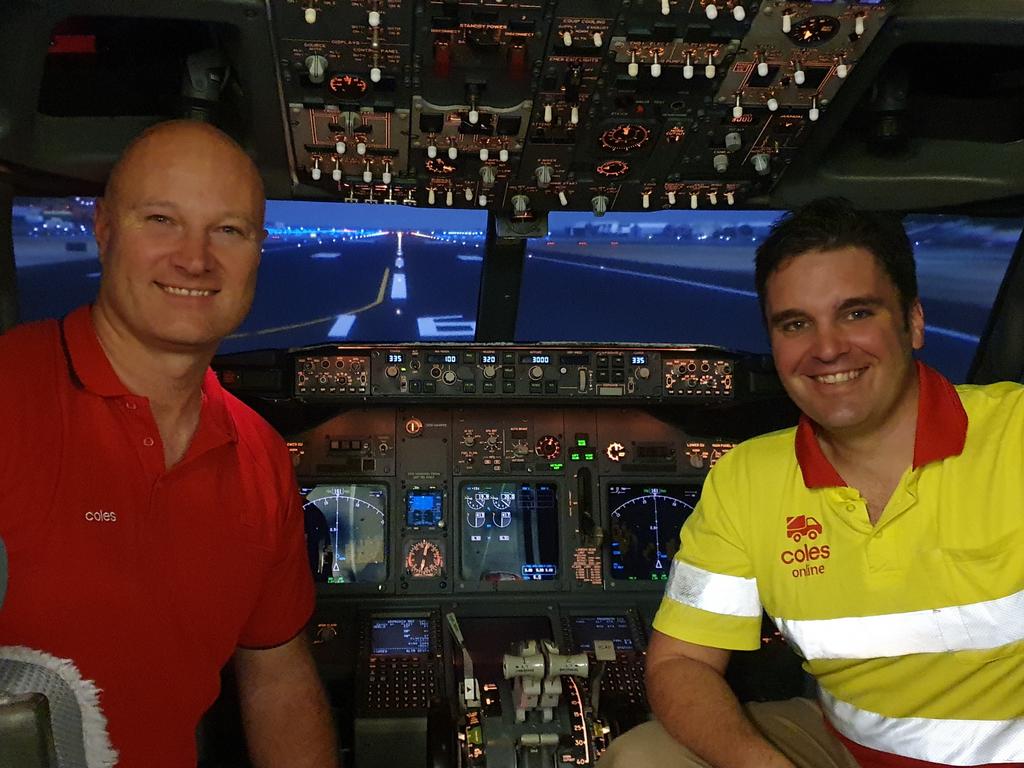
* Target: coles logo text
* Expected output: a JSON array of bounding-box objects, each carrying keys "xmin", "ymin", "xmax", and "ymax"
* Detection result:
[
  {"xmin": 781, "ymin": 515, "xmax": 829, "ymax": 578},
  {"xmin": 85, "ymin": 509, "xmax": 117, "ymax": 523}
]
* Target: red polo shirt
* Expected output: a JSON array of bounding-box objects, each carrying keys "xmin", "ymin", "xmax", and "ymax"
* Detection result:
[{"xmin": 0, "ymin": 306, "xmax": 314, "ymax": 767}]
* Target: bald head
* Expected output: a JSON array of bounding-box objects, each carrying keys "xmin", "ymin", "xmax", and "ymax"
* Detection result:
[
  {"xmin": 104, "ymin": 120, "xmax": 265, "ymax": 224},
  {"xmin": 91, "ymin": 119, "xmax": 268, "ymax": 357}
]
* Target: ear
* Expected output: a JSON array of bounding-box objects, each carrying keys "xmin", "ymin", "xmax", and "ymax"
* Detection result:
[
  {"xmin": 908, "ymin": 299, "xmax": 925, "ymax": 350},
  {"xmin": 94, "ymin": 199, "xmax": 110, "ymax": 265}
]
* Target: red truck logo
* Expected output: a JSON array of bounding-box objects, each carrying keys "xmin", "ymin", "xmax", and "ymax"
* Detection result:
[{"xmin": 786, "ymin": 515, "xmax": 822, "ymax": 542}]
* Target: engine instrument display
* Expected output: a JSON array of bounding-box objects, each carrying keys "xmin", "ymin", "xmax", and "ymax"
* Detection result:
[
  {"xmin": 303, "ymin": 484, "xmax": 388, "ymax": 584},
  {"xmin": 460, "ymin": 483, "xmax": 559, "ymax": 583},
  {"xmin": 607, "ymin": 484, "xmax": 700, "ymax": 582}
]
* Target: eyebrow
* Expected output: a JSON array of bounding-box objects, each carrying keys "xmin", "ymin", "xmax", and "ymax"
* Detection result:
[
  {"xmin": 768, "ymin": 296, "xmax": 886, "ymax": 328},
  {"xmin": 132, "ymin": 200, "xmax": 259, "ymax": 229}
]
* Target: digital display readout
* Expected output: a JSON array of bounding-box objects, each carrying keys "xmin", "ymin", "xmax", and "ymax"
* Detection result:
[
  {"xmin": 387, "ymin": 352, "xmax": 404, "ymax": 364},
  {"xmin": 631, "ymin": 354, "xmax": 647, "ymax": 366},
  {"xmin": 302, "ymin": 484, "xmax": 387, "ymax": 585},
  {"xmin": 370, "ymin": 617, "xmax": 431, "ymax": 655},
  {"xmin": 427, "ymin": 353, "xmax": 459, "ymax": 364},
  {"xmin": 481, "ymin": 353, "xmax": 497, "ymax": 364},
  {"xmin": 608, "ymin": 484, "xmax": 700, "ymax": 582},
  {"xmin": 406, "ymin": 488, "xmax": 443, "ymax": 527},
  {"xmin": 559, "ymin": 353, "xmax": 590, "ymax": 365},
  {"xmin": 519, "ymin": 354, "xmax": 551, "ymax": 365},
  {"xmin": 461, "ymin": 483, "xmax": 559, "ymax": 583},
  {"xmin": 570, "ymin": 615, "xmax": 636, "ymax": 652}
]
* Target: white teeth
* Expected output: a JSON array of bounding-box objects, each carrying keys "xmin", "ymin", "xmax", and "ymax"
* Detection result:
[
  {"xmin": 162, "ymin": 285, "xmax": 213, "ymax": 297},
  {"xmin": 815, "ymin": 369, "xmax": 863, "ymax": 385}
]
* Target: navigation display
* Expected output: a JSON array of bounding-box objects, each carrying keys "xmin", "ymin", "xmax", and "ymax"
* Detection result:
[
  {"xmin": 460, "ymin": 483, "xmax": 559, "ymax": 582},
  {"xmin": 370, "ymin": 617, "xmax": 432, "ymax": 655},
  {"xmin": 607, "ymin": 484, "xmax": 700, "ymax": 582},
  {"xmin": 303, "ymin": 484, "xmax": 388, "ymax": 584},
  {"xmin": 569, "ymin": 615, "xmax": 636, "ymax": 652}
]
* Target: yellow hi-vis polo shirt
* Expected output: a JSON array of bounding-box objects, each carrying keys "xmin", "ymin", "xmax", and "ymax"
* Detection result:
[{"xmin": 653, "ymin": 362, "xmax": 1024, "ymax": 767}]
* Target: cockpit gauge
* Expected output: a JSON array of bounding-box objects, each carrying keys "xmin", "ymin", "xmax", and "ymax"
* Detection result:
[
  {"xmin": 329, "ymin": 74, "xmax": 369, "ymax": 98},
  {"xmin": 405, "ymin": 539, "xmax": 444, "ymax": 578},
  {"xmin": 465, "ymin": 489, "xmax": 489, "ymax": 511},
  {"xmin": 609, "ymin": 488, "xmax": 696, "ymax": 576},
  {"xmin": 786, "ymin": 15, "xmax": 840, "ymax": 47},
  {"xmin": 425, "ymin": 157, "xmax": 457, "ymax": 175},
  {"xmin": 491, "ymin": 490, "xmax": 516, "ymax": 510},
  {"xmin": 596, "ymin": 159, "xmax": 630, "ymax": 178},
  {"xmin": 599, "ymin": 123, "xmax": 650, "ymax": 153},
  {"xmin": 535, "ymin": 435, "xmax": 561, "ymax": 460}
]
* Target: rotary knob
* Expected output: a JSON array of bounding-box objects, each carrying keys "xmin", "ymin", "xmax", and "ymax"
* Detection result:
[
  {"xmin": 314, "ymin": 625, "xmax": 338, "ymax": 643},
  {"xmin": 528, "ymin": 365, "xmax": 544, "ymax": 381},
  {"xmin": 442, "ymin": 370, "xmax": 458, "ymax": 385},
  {"xmin": 534, "ymin": 165, "xmax": 553, "ymax": 188},
  {"xmin": 606, "ymin": 442, "xmax": 626, "ymax": 461},
  {"xmin": 305, "ymin": 54, "xmax": 329, "ymax": 84},
  {"xmin": 480, "ymin": 165, "xmax": 496, "ymax": 186},
  {"xmin": 511, "ymin": 195, "xmax": 530, "ymax": 216},
  {"xmin": 482, "ymin": 364, "xmax": 497, "ymax": 379},
  {"xmin": 591, "ymin": 195, "xmax": 609, "ymax": 217},
  {"xmin": 385, "ymin": 365, "xmax": 399, "ymax": 378}
]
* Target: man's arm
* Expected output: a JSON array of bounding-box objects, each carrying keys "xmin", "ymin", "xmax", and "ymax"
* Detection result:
[
  {"xmin": 645, "ymin": 629, "xmax": 794, "ymax": 768},
  {"xmin": 235, "ymin": 633, "xmax": 339, "ymax": 768}
]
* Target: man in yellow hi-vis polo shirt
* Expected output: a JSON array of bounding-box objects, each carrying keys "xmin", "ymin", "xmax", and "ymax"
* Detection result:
[{"xmin": 599, "ymin": 199, "xmax": 1024, "ymax": 768}]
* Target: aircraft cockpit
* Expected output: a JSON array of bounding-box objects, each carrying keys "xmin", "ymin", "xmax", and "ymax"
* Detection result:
[{"xmin": 2, "ymin": 1, "xmax": 1024, "ymax": 766}]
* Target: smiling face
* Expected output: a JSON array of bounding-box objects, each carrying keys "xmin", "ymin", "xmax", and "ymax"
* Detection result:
[
  {"xmin": 765, "ymin": 246, "xmax": 925, "ymax": 440},
  {"xmin": 93, "ymin": 122, "xmax": 267, "ymax": 355}
]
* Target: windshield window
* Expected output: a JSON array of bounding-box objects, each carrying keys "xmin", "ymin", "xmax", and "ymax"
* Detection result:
[
  {"xmin": 12, "ymin": 198, "xmax": 487, "ymax": 352},
  {"xmin": 516, "ymin": 211, "xmax": 1021, "ymax": 382}
]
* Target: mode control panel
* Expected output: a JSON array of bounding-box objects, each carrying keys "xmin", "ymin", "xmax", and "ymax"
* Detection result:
[{"xmin": 293, "ymin": 345, "xmax": 739, "ymax": 401}]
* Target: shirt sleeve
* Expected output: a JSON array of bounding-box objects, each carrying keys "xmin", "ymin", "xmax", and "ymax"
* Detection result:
[
  {"xmin": 652, "ymin": 451, "xmax": 763, "ymax": 650},
  {"xmin": 0, "ymin": 323, "xmax": 62, "ymax": 546},
  {"xmin": 237, "ymin": 447, "xmax": 315, "ymax": 649}
]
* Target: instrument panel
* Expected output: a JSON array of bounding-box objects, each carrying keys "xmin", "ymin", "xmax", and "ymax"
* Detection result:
[
  {"xmin": 218, "ymin": 341, "xmax": 802, "ymax": 768},
  {"xmin": 284, "ymin": 344, "xmax": 739, "ymax": 400},
  {"xmin": 291, "ymin": 404, "xmax": 732, "ymax": 596},
  {"xmin": 272, "ymin": 0, "xmax": 893, "ymax": 212}
]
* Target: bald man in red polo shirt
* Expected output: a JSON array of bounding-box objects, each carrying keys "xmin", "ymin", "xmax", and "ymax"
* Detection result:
[{"xmin": 0, "ymin": 121, "xmax": 337, "ymax": 767}]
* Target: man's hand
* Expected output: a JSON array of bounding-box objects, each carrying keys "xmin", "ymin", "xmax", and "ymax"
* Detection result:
[
  {"xmin": 235, "ymin": 633, "xmax": 339, "ymax": 768},
  {"xmin": 645, "ymin": 631, "xmax": 796, "ymax": 768}
]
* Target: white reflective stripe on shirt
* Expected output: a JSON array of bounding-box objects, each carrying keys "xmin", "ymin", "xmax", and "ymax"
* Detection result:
[
  {"xmin": 820, "ymin": 687, "xmax": 1024, "ymax": 765},
  {"xmin": 773, "ymin": 586, "xmax": 1024, "ymax": 660},
  {"xmin": 664, "ymin": 559, "xmax": 761, "ymax": 618}
]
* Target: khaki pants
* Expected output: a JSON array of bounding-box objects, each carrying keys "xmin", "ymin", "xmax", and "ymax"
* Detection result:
[{"xmin": 597, "ymin": 698, "xmax": 860, "ymax": 768}]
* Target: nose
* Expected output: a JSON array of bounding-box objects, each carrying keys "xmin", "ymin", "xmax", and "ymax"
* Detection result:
[
  {"xmin": 172, "ymin": 228, "xmax": 214, "ymax": 276},
  {"xmin": 810, "ymin": 321, "xmax": 850, "ymax": 362}
]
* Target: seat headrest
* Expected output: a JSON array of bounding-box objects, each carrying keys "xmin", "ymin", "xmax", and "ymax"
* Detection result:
[{"xmin": 0, "ymin": 647, "xmax": 117, "ymax": 768}]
